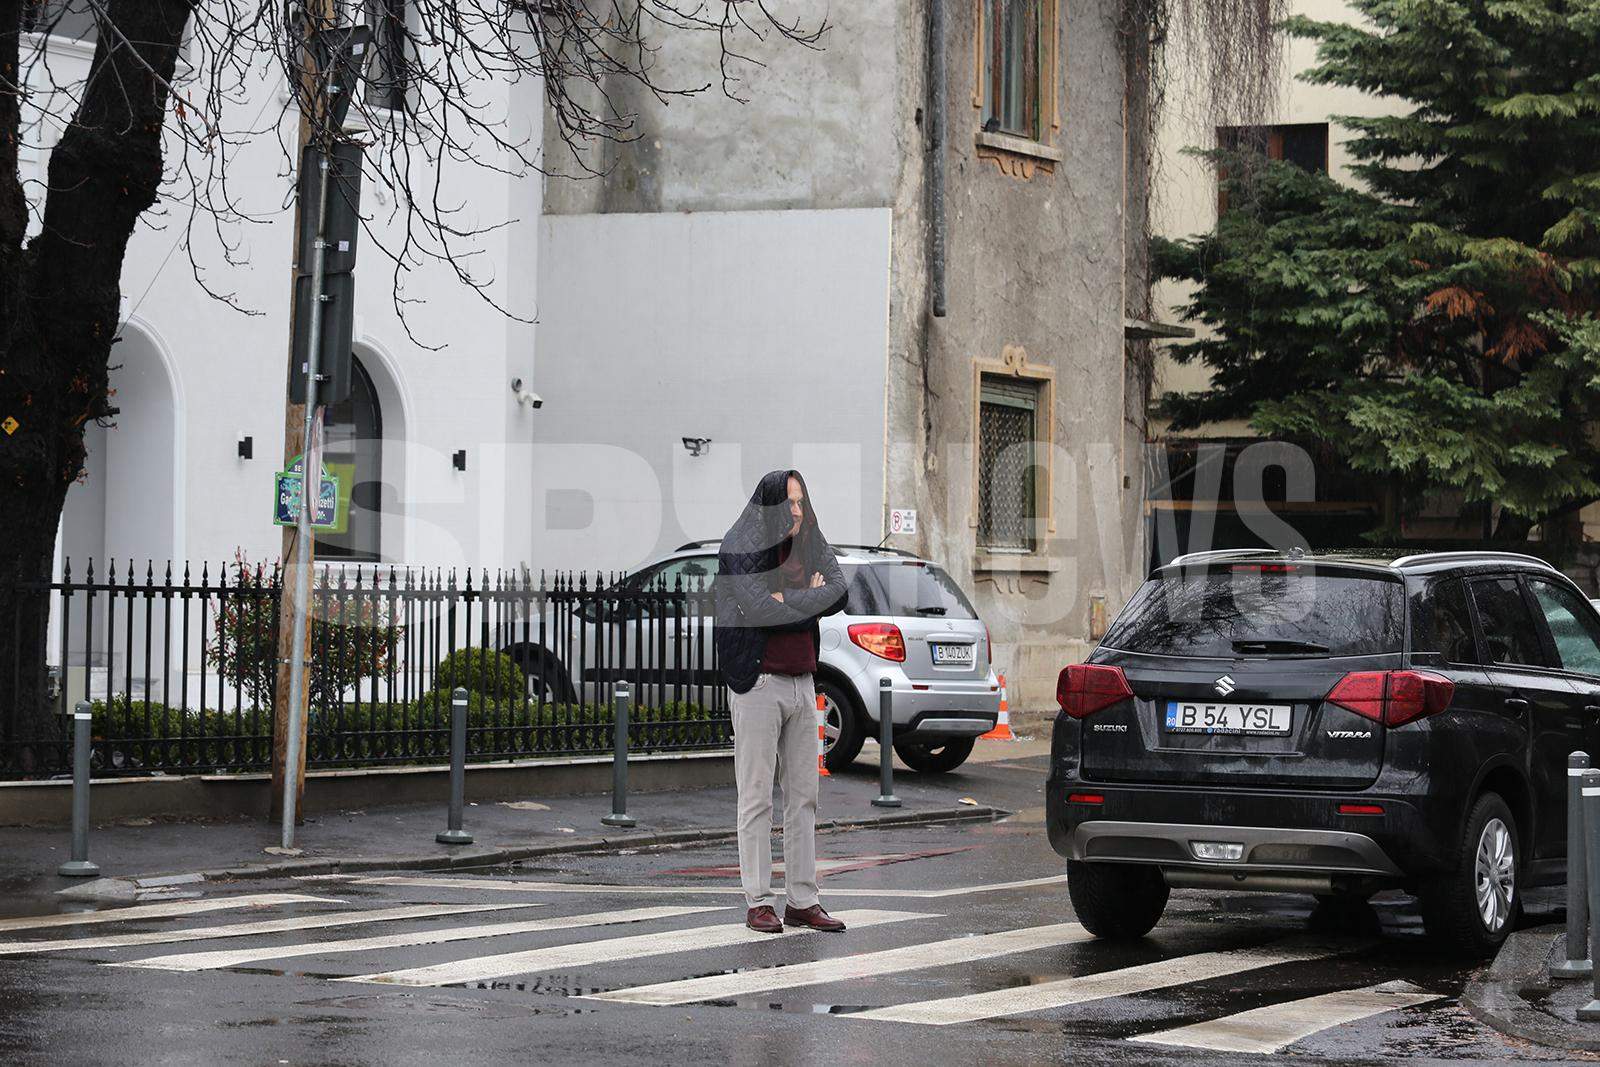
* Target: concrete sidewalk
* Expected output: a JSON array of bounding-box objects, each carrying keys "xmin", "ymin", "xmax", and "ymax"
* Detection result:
[
  {"xmin": 0, "ymin": 737, "xmax": 1048, "ymax": 914},
  {"xmin": 1463, "ymin": 922, "xmax": 1600, "ymax": 1053}
]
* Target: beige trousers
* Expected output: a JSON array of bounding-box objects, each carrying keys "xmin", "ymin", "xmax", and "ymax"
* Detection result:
[{"xmin": 730, "ymin": 672, "xmax": 819, "ymax": 911}]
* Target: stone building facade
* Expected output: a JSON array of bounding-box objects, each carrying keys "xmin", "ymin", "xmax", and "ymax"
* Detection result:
[{"xmin": 534, "ymin": 0, "xmax": 1157, "ymax": 708}]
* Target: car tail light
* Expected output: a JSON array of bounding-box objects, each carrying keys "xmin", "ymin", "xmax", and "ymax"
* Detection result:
[
  {"xmin": 1325, "ymin": 670, "xmax": 1454, "ymax": 728},
  {"xmin": 1067, "ymin": 793, "xmax": 1104, "ymax": 805},
  {"xmin": 1338, "ymin": 804, "xmax": 1385, "ymax": 816},
  {"xmin": 848, "ymin": 623, "xmax": 906, "ymax": 662},
  {"xmin": 1229, "ymin": 563, "xmax": 1300, "ymax": 574},
  {"xmin": 1057, "ymin": 664, "xmax": 1134, "ymax": 719},
  {"xmin": 984, "ymin": 624, "xmax": 992, "ymax": 669}
]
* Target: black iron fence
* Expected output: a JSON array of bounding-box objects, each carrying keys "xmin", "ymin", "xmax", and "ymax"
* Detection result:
[{"xmin": 0, "ymin": 559, "xmax": 726, "ymax": 778}]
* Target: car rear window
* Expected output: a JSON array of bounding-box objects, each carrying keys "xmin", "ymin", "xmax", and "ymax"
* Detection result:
[
  {"xmin": 843, "ymin": 561, "xmax": 978, "ymax": 619},
  {"xmin": 1102, "ymin": 566, "xmax": 1404, "ymax": 658}
]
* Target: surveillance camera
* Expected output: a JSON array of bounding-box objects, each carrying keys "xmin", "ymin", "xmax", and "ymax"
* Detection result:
[
  {"xmin": 510, "ymin": 377, "xmax": 544, "ymax": 409},
  {"xmin": 682, "ymin": 436, "xmax": 712, "ymax": 457}
]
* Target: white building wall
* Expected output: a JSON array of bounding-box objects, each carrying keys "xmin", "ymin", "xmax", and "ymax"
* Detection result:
[
  {"xmin": 23, "ymin": 29, "xmax": 545, "ymax": 577},
  {"xmin": 24, "ymin": 26, "xmax": 545, "ymax": 701},
  {"xmin": 532, "ymin": 208, "xmax": 894, "ymax": 572}
]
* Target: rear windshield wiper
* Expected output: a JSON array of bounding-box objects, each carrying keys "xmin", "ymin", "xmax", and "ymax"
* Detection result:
[
  {"xmin": 914, "ymin": 606, "xmax": 948, "ymax": 615},
  {"xmin": 1230, "ymin": 639, "xmax": 1330, "ymax": 655}
]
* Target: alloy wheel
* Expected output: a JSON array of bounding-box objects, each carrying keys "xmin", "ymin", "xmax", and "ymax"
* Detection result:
[
  {"xmin": 1474, "ymin": 816, "xmax": 1515, "ymax": 932},
  {"xmin": 820, "ymin": 692, "xmax": 843, "ymax": 754}
]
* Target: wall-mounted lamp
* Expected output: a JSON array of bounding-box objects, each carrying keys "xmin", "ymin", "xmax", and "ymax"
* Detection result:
[
  {"xmin": 237, "ymin": 435, "xmax": 253, "ymax": 460},
  {"xmin": 682, "ymin": 436, "xmax": 712, "ymax": 457},
  {"xmin": 452, "ymin": 449, "xmax": 468, "ymax": 472}
]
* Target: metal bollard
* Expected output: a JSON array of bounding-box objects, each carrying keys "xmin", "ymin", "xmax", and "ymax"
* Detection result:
[
  {"xmin": 58, "ymin": 701, "xmax": 99, "ymax": 878},
  {"xmin": 1554, "ymin": 751, "xmax": 1592, "ymax": 978},
  {"xmin": 872, "ymin": 677, "xmax": 901, "ymax": 809},
  {"xmin": 436, "ymin": 688, "xmax": 473, "ymax": 845},
  {"xmin": 601, "ymin": 682, "xmax": 636, "ymax": 828},
  {"xmin": 1580, "ymin": 769, "xmax": 1600, "ymax": 1020}
]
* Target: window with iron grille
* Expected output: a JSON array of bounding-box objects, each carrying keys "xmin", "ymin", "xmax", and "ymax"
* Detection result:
[
  {"xmin": 978, "ymin": 376, "xmax": 1041, "ymax": 550},
  {"xmin": 364, "ymin": 0, "xmax": 408, "ymax": 111}
]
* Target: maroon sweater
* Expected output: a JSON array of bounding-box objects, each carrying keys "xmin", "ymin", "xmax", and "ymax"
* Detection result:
[{"xmin": 760, "ymin": 541, "xmax": 817, "ymax": 675}]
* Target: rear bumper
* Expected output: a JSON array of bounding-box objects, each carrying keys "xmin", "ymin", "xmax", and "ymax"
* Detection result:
[
  {"xmin": 1067, "ymin": 819, "xmax": 1404, "ymax": 878},
  {"xmin": 1046, "ymin": 778, "xmax": 1454, "ymax": 884},
  {"xmin": 827, "ymin": 657, "xmax": 1001, "ymax": 734}
]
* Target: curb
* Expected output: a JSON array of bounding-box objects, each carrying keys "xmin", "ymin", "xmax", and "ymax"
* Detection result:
[
  {"xmin": 160, "ymin": 803, "xmax": 1012, "ymax": 885},
  {"xmin": 1462, "ymin": 923, "xmax": 1600, "ymax": 1053}
]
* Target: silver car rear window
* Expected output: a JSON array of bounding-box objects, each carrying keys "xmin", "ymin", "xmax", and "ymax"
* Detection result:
[{"xmin": 843, "ymin": 561, "xmax": 978, "ymax": 620}]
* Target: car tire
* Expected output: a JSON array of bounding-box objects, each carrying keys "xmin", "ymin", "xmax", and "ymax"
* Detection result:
[
  {"xmin": 1418, "ymin": 792, "xmax": 1520, "ymax": 957},
  {"xmin": 817, "ymin": 678, "xmax": 865, "ymax": 771},
  {"xmin": 1066, "ymin": 860, "xmax": 1169, "ymax": 940},
  {"xmin": 892, "ymin": 735, "xmax": 976, "ymax": 774}
]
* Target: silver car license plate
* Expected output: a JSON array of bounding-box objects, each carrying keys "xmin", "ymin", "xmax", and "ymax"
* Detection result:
[
  {"xmin": 931, "ymin": 643, "xmax": 975, "ymax": 665},
  {"xmin": 1163, "ymin": 701, "xmax": 1291, "ymax": 735}
]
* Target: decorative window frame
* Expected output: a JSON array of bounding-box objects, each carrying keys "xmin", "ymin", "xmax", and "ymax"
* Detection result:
[
  {"xmin": 971, "ymin": 345, "xmax": 1057, "ymax": 566},
  {"xmin": 972, "ymin": 0, "xmax": 1063, "ymax": 179}
]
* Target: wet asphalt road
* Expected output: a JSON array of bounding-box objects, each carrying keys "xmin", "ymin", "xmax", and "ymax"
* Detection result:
[{"xmin": 0, "ymin": 754, "xmax": 1593, "ymax": 1065}]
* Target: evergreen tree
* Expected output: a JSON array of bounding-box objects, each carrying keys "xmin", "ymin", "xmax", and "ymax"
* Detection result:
[{"xmin": 1156, "ymin": 0, "xmax": 1600, "ymax": 538}]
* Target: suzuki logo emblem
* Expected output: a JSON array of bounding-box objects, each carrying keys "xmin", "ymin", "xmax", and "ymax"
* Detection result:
[{"xmin": 1214, "ymin": 675, "xmax": 1236, "ymax": 696}]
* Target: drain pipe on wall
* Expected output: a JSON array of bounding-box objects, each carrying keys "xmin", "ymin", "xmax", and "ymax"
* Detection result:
[{"xmin": 928, "ymin": 0, "xmax": 948, "ymax": 318}]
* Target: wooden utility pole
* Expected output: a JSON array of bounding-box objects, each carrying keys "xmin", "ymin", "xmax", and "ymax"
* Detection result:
[{"xmin": 271, "ymin": 0, "xmax": 337, "ymax": 822}]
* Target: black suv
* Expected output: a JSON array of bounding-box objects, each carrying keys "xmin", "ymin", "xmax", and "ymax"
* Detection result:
[{"xmin": 1046, "ymin": 549, "xmax": 1600, "ymax": 956}]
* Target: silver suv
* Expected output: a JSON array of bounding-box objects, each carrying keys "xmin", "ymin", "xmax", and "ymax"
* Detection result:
[{"xmin": 511, "ymin": 542, "xmax": 1000, "ymax": 774}]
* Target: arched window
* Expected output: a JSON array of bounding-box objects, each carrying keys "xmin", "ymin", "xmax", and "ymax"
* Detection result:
[{"xmin": 319, "ymin": 356, "xmax": 383, "ymax": 562}]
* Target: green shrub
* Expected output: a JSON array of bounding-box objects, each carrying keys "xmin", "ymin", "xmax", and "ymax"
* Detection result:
[
  {"xmin": 432, "ymin": 648, "xmax": 525, "ymax": 700},
  {"xmin": 204, "ymin": 552, "xmax": 403, "ymax": 710},
  {"xmin": 407, "ymin": 690, "xmax": 721, "ymax": 756}
]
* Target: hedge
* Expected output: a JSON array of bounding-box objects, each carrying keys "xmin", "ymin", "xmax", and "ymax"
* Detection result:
[{"xmin": 78, "ymin": 691, "xmax": 725, "ymax": 771}]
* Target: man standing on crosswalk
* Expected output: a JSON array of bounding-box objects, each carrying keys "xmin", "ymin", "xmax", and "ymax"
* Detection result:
[{"xmin": 715, "ymin": 470, "xmax": 850, "ymax": 934}]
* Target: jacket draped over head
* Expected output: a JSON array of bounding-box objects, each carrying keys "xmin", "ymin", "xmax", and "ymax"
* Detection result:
[{"xmin": 714, "ymin": 470, "xmax": 847, "ymax": 694}]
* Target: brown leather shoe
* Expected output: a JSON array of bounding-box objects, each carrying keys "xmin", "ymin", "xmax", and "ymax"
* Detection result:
[
  {"xmin": 784, "ymin": 904, "xmax": 847, "ymax": 932},
  {"xmin": 746, "ymin": 906, "xmax": 784, "ymax": 934}
]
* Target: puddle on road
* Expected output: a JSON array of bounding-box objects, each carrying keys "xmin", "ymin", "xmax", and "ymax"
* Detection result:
[{"xmin": 702, "ymin": 998, "xmax": 875, "ymax": 1015}]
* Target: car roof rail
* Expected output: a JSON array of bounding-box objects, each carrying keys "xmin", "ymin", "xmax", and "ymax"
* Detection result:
[
  {"xmin": 1389, "ymin": 550, "xmax": 1558, "ymax": 572},
  {"xmin": 1164, "ymin": 548, "xmax": 1283, "ymax": 568},
  {"xmin": 831, "ymin": 543, "xmax": 922, "ymax": 559},
  {"xmin": 674, "ymin": 539, "xmax": 723, "ymax": 551}
]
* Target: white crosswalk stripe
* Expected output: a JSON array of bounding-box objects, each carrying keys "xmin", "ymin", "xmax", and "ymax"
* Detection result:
[
  {"xmin": 848, "ymin": 942, "xmax": 1348, "ymax": 1026},
  {"xmin": 0, "ymin": 902, "xmax": 522, "ymax": 957},
  {"xmin": 1128, "ymin": 980, "xmax": 1441, "ymax": 1053},
  {"xmin": 0, "ymin": 893, "xmax": 339, "ymax": 935},
  {"xmin": 338, "ymin": 874, "xmax": 1067, "ymax": 899},
  {"xmin": 338, "ymin": 909, "xmax": 933, "ymax": 988},
  {"xmin": 583, "ymin": 921, "xmax": 1094, "ymax": 1006},
  {"xmin": 115, "ymin": 905, "xmax": 719, "ymax": 972}
]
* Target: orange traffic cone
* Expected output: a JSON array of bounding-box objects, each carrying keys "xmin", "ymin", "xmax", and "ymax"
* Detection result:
[
  {"xmin": 980, "ymin": 672, "xmax": 1015, "ymax": 740},
  {"xmin": 816, "ymin": 693, "xmax": 832, "ymax": 776}
]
